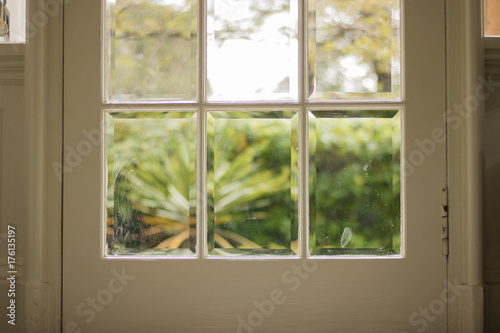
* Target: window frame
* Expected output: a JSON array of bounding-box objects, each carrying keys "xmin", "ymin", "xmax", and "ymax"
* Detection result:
[{"xmin": 100, "ymin": 0, "xmax": 406, "ymax": 260}]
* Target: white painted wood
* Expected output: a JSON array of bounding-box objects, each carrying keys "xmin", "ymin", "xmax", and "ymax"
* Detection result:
[
  {"xmin": 0, "ymin": 79, "xmax": 27, "ymax": 333},
  {"xmin": 0, "ymin": 57, "xmax": 23, "ymax": 84},
  {"xmin": 446, "ymin": 0, "xmax": 485, "ymax": 332},
  {"xmin": 464, "ymin": 0, "xmax": 484, "ymax": 291},
  {"xmin": 24, "ymin": 19, "xmax": 50, "ymax": 333},
  {"xmin": 0, "ymin": 44, "xmax": 24, "ymax": 84},
  {"xmin": 0, "ymin": 0, "xmax": 484, "ymax": 330},
  {"xmin": 63, "ymin": 0, "xmax": 449, "ymax": 332},
  {"xmin": 0, "ymin": 0, "xmax": 480, "ymax": 331},
  {"xmin": 21, "ymin": 0, "xmax": 63, "ymax": 332}
]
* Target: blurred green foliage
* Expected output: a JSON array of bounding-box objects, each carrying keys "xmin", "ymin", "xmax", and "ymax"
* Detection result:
[
  {"xmin": 207, "ymin": 112, "xmax": 299, "ymax": 255},
  {"xmin": 107, "ymin": 111, "xmax": 400, "ymax": 255},
  {"xmin": 310, "ymin": 111, "xmax": 400, "ymax": 255},
  {"xmin": 105, "ymin": 0, "xmax": 401, "ymax": 256},
  {"xmin": 310, "ymin": 0, "xmax": 399, "ymax": 96},
  {"xmin": 107, "ymin": 0, "xmax": 197, "ymax": 100},
  {"xmin": 107, "ymin": 112, "xmax": 197, "ymax": 255}
]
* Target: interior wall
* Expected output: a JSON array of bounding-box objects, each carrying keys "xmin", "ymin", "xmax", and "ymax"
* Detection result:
[
  {"xmin": 484, "ymin": 70, "xmax": 500, "ymax": 333},
  {"xmin": 0, "ymin": 46, "xmax": 25, "ymax": 333}
]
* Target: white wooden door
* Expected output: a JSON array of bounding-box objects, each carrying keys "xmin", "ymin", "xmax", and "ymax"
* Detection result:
[{"xmin": 63, "ymin": 0, "xmax": 448, "ymax": 332}]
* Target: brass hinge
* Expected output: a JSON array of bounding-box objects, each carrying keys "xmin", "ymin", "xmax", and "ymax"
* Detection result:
[{"xmin": 441, "ymin": 187, "xmax": 449, "ymax": 256}]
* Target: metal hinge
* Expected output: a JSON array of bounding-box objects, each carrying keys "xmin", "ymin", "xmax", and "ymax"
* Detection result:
[{"xmin": 441, "ymin": 187, "xmax": 449, "ymax": 256}]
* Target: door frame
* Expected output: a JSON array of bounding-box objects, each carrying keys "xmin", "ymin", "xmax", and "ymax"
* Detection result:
[
  {"xmin": 446, "ymin": 0, "xmax": 485, "ymax": 331},
  {"xmin": 21, "ymin": 0, "xmax": 484, "ymax": 331}
]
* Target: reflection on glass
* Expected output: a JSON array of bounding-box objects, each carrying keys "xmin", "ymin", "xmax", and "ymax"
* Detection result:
[
  {"xmin": 105, "ymin": 0, "xmax": 197, "ymax": 102},
  {"xmin": 309, "ymin": 110, "xmax": 401, "ymax": 255},
  {"xmin": 307, "ymin": 0, "xmax": 401, "ymax": 100},
  {"xmin": 207, "ymin": 111, "xmax": 298, "ymax": 256},
  {"xmin": 207, "ymin": 0, "xmax": 299, "ymax": 101},
  {"xmin": 106, "ymin": 111, "xmax": 197, "ymax": 256}
]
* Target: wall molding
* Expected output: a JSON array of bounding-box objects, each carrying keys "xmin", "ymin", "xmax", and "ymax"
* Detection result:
[
  {"xmin": 447, "ymin": 0, "xmax": 484, "ymax": 332},
  {"xmin": 23, "ymin": 1, "xmax": 62, "ymax": 331},
  {"xmin": 0, "ymin": 54, "xmax": 24, "ymax": 85},
  {"xmin": 485, "ymin": 47, "xmax": 500, "ymax": 76},
  {"xmin": 0, "ymin": 257, "xmax": 23, "ymax": 280},
  {"xmin": 485, "ymin": 268, "xmax": 500, "ymax": 284},
  {"xmin": 485, "ymin": 37, "xmax": 500, "ymax": 76}
]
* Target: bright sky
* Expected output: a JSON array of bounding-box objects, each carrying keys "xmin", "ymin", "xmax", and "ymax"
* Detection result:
[{"xmin": 207, "ymin": 0, "xmax": 298, "ymax": 101}]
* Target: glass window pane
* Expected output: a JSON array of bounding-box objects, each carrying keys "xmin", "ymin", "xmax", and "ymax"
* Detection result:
[
  {"xmin": 105, "ymin": 0, "xmax": 198, "ymax": 102},
  {"xmin": 207, "ymin": 111, "xmax": 299, "ymax": 256},
  {"xmin": 106, "ymin": 111, "xmax": 197, "ymax": 256},
  {"xmin": 484, "ymin": 0, "xmax": 500, "ymax": 36},
  {"xmin": 309, "ymin": 110, "xmax": 401, "ymax": 255},
  {"xmin": 0, "ymin": 1, "xmax": 26, "ymax": 43},
  {"xmin": 307, "ymin": 0, "xmax": 401, "ymax": 100},
  {"xmin": 207, "ymin": 0, "xmax": 299, "ymax": 102}
]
